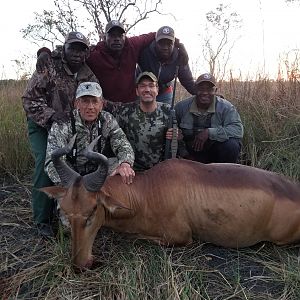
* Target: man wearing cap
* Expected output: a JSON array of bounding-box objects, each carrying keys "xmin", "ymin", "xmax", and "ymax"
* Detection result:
[
  {"xmin": 175, "ymin": 73, "xmax": 244, "ymax": 163},
  {"xmin": 37, "ymin": 21, "xmax": 189, "ymax": 103},
  {"xmin": 45, "ymin": 81, "xmax": 135, "ymax": 184},
  {"xmin": 137, "ymin": 25, "xmax": 195, "ymax": 104},
  {"xmin": 105, "ymin": 71, "xmax": 177, "ymax": 171},
  {"xmin": 22, "ymin": 31, "xmax": 98, "ymax": 238},
  {"xmin": 45, "ymin": 82, "xmax": 135, "ymax": 228},
  {"xmin": 37, "ymin": 20, "xmax": 156, "ymax": 102}
]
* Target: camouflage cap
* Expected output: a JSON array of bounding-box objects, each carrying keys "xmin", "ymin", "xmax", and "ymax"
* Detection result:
[
  {"xmin": 105, "ymin": 20, "xmax": 125, "ymax": 34},
  {"xmin": 156, "ymin": 26, "xmax": 175, "ymax": 42},
  {"xmin": 136, "ymin": 72, "xmax": 158, "ymax": 84},
  {"xmin": 64, "ymin": 32, "xmax": 89, "ymax": 48},
  {"xmin": 76, "ymin": 82, "xmax": 102, "ymax": 99},
  {"xmin": 195, "ymin": 73, "xmax": 216, "ymax": 86}
]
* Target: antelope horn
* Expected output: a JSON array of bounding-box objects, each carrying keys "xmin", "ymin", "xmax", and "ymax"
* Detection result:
[
  {"xmin": 51, "ymin": 134, "xmax": 81, "ymax": 187},
  {"xmin": 82, "ymin": 136, "xmax": 109, "ymax": 192}
]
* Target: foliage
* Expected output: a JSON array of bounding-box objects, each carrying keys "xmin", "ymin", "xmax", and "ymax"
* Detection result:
[{"xmin": 21, "ymin": 0, "xmax": 163, "ymax": 49}]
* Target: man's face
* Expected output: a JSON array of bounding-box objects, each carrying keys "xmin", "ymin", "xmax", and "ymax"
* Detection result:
[
  {"xmin": 105, "ymin": 28, "xmax": 126, "ymax": 51},
  {"xmin": 136, "ymin": 78, "xmax": 158, "ymax": 104},
  {"xmin": 75, "ymin": 95, "xmax": 103, "ymax": 123},
  {"xmin": 195, "ymin": 82, "xmax": 216, "ymax": 109},
  {"xmin": 155, "ymin": 39, "xmax": 174, "ymax": 61},
  {"xmin": 64, "ymin": 42, "xmax": 87, "ymax": 68}
]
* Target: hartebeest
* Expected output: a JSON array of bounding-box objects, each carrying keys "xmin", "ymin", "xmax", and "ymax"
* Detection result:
[{"xmin": 41, "ymin": 137, "xmax": 300, "ymax": 268}]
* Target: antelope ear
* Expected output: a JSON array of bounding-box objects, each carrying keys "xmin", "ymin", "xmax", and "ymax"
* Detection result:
[{"xmin": 40, "ymin": 186, "xmax": 67, "ymax": 200}]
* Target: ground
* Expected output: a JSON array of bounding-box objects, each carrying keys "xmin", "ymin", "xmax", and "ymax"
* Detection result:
[{"xmin": 1, "ymin": 174, "xmax": 300, "ymax": 299}]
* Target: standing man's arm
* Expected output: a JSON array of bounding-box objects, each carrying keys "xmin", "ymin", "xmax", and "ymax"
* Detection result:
[
  {"xmin": 129, "ymin": 32, "xmax": 156, "ymax": 56},
  {"xmin": 22, "ymin": 72, "xmax": 56, "ymax": 128},
  {"xmin": 178, "ymin": 64, "xmax": 196, "ymax": 95},
  {"xmin": 176, "ymin": 43, "xmax": 196, "ymax": 95}
]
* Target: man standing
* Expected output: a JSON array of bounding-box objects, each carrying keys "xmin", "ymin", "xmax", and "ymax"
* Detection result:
[
  {"xmin": 105, "ymin": 71, "xmax": 176, "ymax": 171},
  {"xmin": 87, "ymin": 20, "xmax": 156, "ymax": 102},
  {"xmin": 45, "ymin": 82, "xmax": 135, "ymax": 185},
  {"xmin": 37, "ymin": 20, "xmax": 155, "ymax": 102},
  {"xmin": 175, "ymin": 73, "xmax": 243, "ymax": 163},
  {"xmin": 22, "ymin": 32, "xmax": 98, "ymax": 238},
  {"xmin": 37, "ymin": 21, "xmax": 189, "ymax": 103},
  {"xmin": 138, "ymin": 25, "xmax": 195, "ymax": 104}
]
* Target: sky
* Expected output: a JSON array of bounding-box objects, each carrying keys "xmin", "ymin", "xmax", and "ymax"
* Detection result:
[{"xmin": 0, "ymin": 0, "xmax": 299, "ymax": 80}]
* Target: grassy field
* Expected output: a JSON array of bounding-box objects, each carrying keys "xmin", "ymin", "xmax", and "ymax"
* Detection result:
[{"xmin": 0, "ymin": 79, "xmax": 300, "ymax": 299}]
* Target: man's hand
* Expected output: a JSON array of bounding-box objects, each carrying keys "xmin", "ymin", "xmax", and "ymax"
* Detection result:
[
  {"xmin": 178, "ymin": 43, "xmax": 189, "ymax": 66},
  {"xmin": 165, "ymin": 128, "xmax": 178, "ymax": 140},
  {"xmin": 111, "ymin": 162, "xmax": 135, "ymax": 184},
  {"xmin": 36, "ymin": 51, "xmax": 52, "ymax": 73},
  {"xmin": 192, "ymin": 129, "xmax": 209, "ymax": 151},
  {"xmin": 50, "ymin": 112, "xmax": 69, "ymax": 124}
]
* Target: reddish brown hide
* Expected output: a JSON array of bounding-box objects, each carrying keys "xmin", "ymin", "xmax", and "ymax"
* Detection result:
[{"xmin": 41, "ymin": 159, "xmax": 300, "ymax": 268}]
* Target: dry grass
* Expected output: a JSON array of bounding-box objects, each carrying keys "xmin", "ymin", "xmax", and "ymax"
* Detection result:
[
  {"xmin": 0, "ymin": 80, "xmax": 33, "ymax": 176},
  {"xmin": 0, "ymin": 78, "xmax": 300, "ymax": 299},
  {"xmin": 1, "ymin": 179, "xmax": 300, "ymax": 299}
]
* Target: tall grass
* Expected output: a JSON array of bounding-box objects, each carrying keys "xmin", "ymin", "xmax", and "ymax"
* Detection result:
[
  {"xmin": 0, "ymin": 80, "xmax": 33, "ymax": 176},
  {"xmin": 0, "ymin": 78, "xmax": 299, "ymax": 179},
  {"xmin": 218, "ymin": 77, "xmax": 300, "ymax": 179},
  {"xmin": 1, "ymin": 78, "xmax": 299, "ymax": 179}
]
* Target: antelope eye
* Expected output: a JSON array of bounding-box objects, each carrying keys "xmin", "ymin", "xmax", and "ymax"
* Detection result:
[{"xmin": 86, "ymin": 205, "xmax": 97, "ymax": 226}]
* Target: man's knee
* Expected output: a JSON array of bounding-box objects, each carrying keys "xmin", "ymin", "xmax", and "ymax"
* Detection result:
[{"xmin": 213, "ymin": 138, "xmax": 241, "ymax": 163}]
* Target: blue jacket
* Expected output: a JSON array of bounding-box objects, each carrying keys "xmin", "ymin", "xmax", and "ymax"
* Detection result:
[
  {"xmin": 137, "ymin": 41, "xmax": 196, "ymax": 96},
  {"xmin": 175, "ymin": 95, "xmax": 244, "ymax": 142}
]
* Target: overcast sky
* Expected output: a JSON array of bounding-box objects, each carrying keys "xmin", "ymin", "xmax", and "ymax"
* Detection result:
[{"xmin": 1, "ymin": 0, "xmax": 299, "ymax": 80}]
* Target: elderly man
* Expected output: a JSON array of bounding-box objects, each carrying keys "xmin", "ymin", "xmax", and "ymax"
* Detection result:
[
  {"xmin": 175, "ymin": 73, "xmax": 244, "ymax": 163},
  {"xmin": 45, "ymin": 82, "xmax": 135, "ymax": 186},
  {"xmin": 137, "ymin": 25, "xmax": 195, "ymax": 104},
  {"xmin": 105, "ymin": 71, "xmax": 176, "ymax": 171},
  {"xmin": 22, "ymin": 31, "xmax": 98, "ymax": 238}
]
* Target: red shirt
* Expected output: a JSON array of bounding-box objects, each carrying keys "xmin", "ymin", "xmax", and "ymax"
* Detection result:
[{"xmin": 87, "ymin": 33, "xmax": 155, "ymax": 103}]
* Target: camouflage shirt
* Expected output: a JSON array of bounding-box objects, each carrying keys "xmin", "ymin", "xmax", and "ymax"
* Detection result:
[
  {"xmin": 45, "ymin": 109, "xmax": 135, "ymax": 184},
  {"xmin": 22, "ymin": 57, "xmax": 98, "ymax": 128},
  {"xmin": 105, "ymin": 101, "xmax": 171, "ymax": 171}
]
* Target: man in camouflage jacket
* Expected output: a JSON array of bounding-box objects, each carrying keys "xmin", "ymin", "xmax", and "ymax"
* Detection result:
[
  {"xmin": 22, "ymin": 32, "xmax": 98, "ymax": 238},
  {"xmin": 45, "ymin": 82, "xmax": 135, "ymax": 185},
  {"xmin": 105, "ymin": 71, "xmax": 177, "ymax": 171}
]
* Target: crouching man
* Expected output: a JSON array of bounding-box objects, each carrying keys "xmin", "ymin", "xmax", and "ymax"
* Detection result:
[
  {"xmin": 45, "ymin": 81, "xmax": 135, "ymax": 222},
  {"xmin": 175, "ymin": 73, "xmax": 244, "ymax": 163}
]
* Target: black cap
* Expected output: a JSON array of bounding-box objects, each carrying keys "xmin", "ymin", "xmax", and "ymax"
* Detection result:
[
  {"xmin": 156, "ymin": 26, "xmax": 175, "ymax": 42},
  {"xmin": 195, "ymin": 73, "xmax": 216, "ymax": 86},
  {"xmin": 64, "ymin": 32, "xmax": 89, "ymax": 48},
  {"xmin": 105, "ymin": 20, "xmax": 125, "ymax": 34}
]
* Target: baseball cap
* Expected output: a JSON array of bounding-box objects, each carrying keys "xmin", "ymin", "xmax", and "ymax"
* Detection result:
[
  {"xmin": 76, "ymin": 82, "xmax": 103, "ymax": 99},
  {"xmin": 195, "ymin": 73, "xmax": 216, "ymax": 86},
  {"xmin": 105, "ymin": 20, "xmax": 125, "ymax": 34},
  {"xmin": 136, "ymin": 72, "xmax": 158, "ymax": 84},
  {"xmin": 156, "ymin": 26, "xmax": 175, "ymax": 42},
  {"xmin": 64, "ymin": 32, "xmax": 89, "ymax": 48}
]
